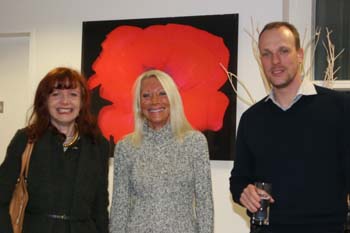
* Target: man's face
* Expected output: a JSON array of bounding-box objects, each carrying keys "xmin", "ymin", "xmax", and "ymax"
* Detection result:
[{"xmin": 258, "ymin": 26, "xmax": 304, "ymax": 89}]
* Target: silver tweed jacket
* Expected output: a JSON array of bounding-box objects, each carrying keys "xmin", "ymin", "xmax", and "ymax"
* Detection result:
[{"xmin": 110, "ymin": 124, "xmax": 214, "ymax": 233}]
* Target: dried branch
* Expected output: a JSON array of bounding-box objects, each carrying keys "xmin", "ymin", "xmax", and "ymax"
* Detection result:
[
  {"xmin": 220, "ymin": 63, "xmax": 256, "ymax": 106},
  {"xmin": 302, "ymin": 27, "xmax": 321, "ymax": 80},
  {"xmin": 244, "ymin": 18, "xmax": 272, "ymax": 94},
  {"xmin": 322, "ymin": 28, "xmax": 344, "ymax": 88}
]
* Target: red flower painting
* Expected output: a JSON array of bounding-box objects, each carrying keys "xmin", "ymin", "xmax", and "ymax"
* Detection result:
[{"xmin": 88, "ymin": 23, "xmax": 230, "ymax": 143}]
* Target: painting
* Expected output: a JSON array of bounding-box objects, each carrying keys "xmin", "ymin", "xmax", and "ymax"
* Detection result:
[{"xmin": 81, "ymin": 14, "xmax": 238, "ymax": 160}]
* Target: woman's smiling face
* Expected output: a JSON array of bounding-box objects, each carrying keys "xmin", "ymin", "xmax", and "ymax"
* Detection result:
[
  {"xmin": 140, "ymin": 76, "xmax": 170, "ymax": 130},
  {"xmin": 47, "ymin": 86, "xmax": 81, "ymax": 129}
]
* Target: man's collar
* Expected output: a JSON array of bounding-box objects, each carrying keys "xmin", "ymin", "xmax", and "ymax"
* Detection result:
[
  {"xmin": 264, "ymin": 78, "xmax": 317, "ymax": 110},
  {"xmin": 265, "ymin": 78, "xmax": 317, "ymax": 102},
  {"xmin": 297, "ymin": 78, "xmax": 317, "ymax": 96}
]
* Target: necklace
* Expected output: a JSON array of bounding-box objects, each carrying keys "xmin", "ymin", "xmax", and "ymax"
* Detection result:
[{"xmin": 63, "ymin": 128, "xmax": 79, "ymax": 148}]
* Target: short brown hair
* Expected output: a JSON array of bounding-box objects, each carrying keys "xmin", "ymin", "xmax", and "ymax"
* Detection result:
[{"xmin": 259, "ymin": 21, "xmax": 301, "ymax": 49}]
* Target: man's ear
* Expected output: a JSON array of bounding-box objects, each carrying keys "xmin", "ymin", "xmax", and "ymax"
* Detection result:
[{"xmin": 297, "ymin": 48, "xmax": 304, "ymax": 62}]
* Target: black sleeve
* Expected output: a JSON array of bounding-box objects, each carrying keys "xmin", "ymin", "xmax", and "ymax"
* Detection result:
[
  {"xmin": 343, "ymin": 92, "xmax": 350, "ymax": 195},
  {"xmin": 229, "ymin": 113, "xmax": 254, "ymax": 205},
  {"xmin": 0, "ymin": 129, "xmax": 28, "ymax": 233}
]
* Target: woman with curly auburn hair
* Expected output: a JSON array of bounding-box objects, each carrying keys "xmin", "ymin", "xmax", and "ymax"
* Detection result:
[{"xmin": 0, "ymin": 67, "xmax": 109, "ymax": 233}]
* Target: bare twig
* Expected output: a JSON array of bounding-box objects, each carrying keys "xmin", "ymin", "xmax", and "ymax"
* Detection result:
[
  {"xmin": 322, "ymin": 28, "xmax": 344, "ymax": 88},
  {"xmin": 302, "ymin": 27, "xmax": 321, "ymax": 80},
  {"xmin": 244, "ymin": 18, "xmax": 272, "ymax": 94},
  {"xmin": 220, "ymin": 63, "xmax": 256, "ymax": 106}
]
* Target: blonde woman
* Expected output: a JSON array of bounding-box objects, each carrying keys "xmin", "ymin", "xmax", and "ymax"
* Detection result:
[{"xmin": 110, "ymin": 69, "xmax": 213, "ymax": 233}]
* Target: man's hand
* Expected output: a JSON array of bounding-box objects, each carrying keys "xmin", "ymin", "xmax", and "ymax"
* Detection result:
[{"xmin": 240, "ymin": 184, "xmax": 275, "ymax": 212}]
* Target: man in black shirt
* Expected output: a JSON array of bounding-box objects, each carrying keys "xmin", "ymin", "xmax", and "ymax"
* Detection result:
[{"xmin": 230, "ymin": 21, "xmax": 350, "ymax": 233}]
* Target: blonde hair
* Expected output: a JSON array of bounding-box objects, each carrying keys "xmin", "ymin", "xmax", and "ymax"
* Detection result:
[{"xmin": 129, "ymin": 69, "xmax": 193, "ymax": 146}]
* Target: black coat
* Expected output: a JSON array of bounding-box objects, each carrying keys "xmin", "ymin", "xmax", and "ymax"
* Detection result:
[{"xmin": 0, "ymin": 128, "xmax": 110, "ymax": 233}]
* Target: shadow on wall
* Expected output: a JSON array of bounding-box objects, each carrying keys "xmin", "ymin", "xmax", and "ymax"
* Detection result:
[{"xmin": 231, "ymin": 198, "xmax": 250, "ymax": 229}]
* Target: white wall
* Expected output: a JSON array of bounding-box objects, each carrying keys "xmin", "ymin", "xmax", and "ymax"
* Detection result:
[
  {"xmin": 0, "ymin": 0, "xmax": 313, "ymax": 232},
  {"xmin": 0, "ymin": 34, "xmax": 31, "ymax": 159}
]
